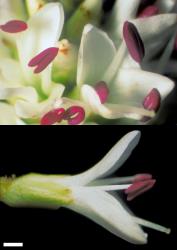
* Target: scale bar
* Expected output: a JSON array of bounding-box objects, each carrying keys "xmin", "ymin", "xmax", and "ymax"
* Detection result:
[{"xmin": 3, "ymin": 243, "xmax": 23, "ymax": 247}]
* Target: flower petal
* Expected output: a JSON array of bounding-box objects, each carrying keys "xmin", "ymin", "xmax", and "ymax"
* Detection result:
[
  {"xmin": 0, "ymin": 86, "xmax": 38, "ymax": 102},
  {"xmin": 0, "ymin": 102, "xmax": 21, "ymax": 125},
  {"xmin": 15, "ymin": 84, "xmax": 65, "ymax": 119},
  {"xmin": 77, "ymin": 24, "xmax": 116, "ymax": 86},
  {"xmin": 16, "ymin": 3, "xmax": 64, "ymax": 92},
  {"xmin": 156, "ymin": 0, "xmax": 177, "ymax": 12},
  {"xmin": 112, "ymin": 0, "xmax": 140, "ymax": 25},
  {"xmin": 96, "ymin": 103, "xmax": 155, "ymax": 120},
  {"xmin": 68, "ymin": 131, "xmax": 141, "ymax": 185},
  {"xmin": 81, "ymin": 84, "xmax": 154, "ymax": 120},
  {"xmin": 105, "ymin": 0, "xmax": 141, "ymax": 46},
  {"xmin": 67, "ymin": 189, "xmax": 147, "ymax": 244},
  {"xmin": 131, "ymin": 14, "xmax": 177, "ymax": 44},
  {"xmin": 0, "ymin": 58, "xmax": 25, "ymax": 86},
  {"xmin": 0, "ymin": 60, "xmax": 38, "ymax": 103},
  {"xmin": 115, "ymin": 69, "xmax": 174, "ymax": 104}
]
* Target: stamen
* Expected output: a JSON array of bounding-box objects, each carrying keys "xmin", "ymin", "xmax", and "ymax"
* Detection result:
[
  {"xmin": 123, "ymin": 21, "xmax": 145, "ymax": 63},
  {"xmin": 86, "ymin": 184, "xmax": 131, "ymax": 191},
  {"xmin": 28, "ymin": 47, "xmax": 59, "ymax": 74},
  {"xmin": 133, "ymin": 174, "xmax": 152, "ymax": 182},
  {"xmin": 143, "ymin": 88, "xmax": 161, "ymax": 111},
  {"xmin": 90, "ymin": 174, "xmax": 153, "ymax": 186},
  {"xmin": 125, "ymin": 179, "xmax": 156, "ymax": 201},
  {"xmin": 94, "ymin": 81, "xmax": 109, "ymax": 104},
  {"xmin": 63, "ymin": 106, "xmax": 85, "ymax": 125},
  {"xmin": 0, "ymin": 20, "xmax": 28, "ymax": 33},
  {"xmin": 40, "ymin": 108, "xmax": 65, "ymax": 125},
  {"xmin": 133, "ymin": 216, "xmax": 171, "ymax": 234},
  {"xmin": 138, "ymin": 5, "xmax": 159, "ymax": 18}
]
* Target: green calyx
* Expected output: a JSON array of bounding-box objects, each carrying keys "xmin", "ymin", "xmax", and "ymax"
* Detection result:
[
  {"xmin": 0, "ymin": 173, "xmax": 73, "ymax": 209},
  {"xmin": 0, "ymin": 176, "xmax": 16, "ymax": 200}
]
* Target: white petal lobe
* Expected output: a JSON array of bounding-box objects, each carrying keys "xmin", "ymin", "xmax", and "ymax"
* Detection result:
[
  {"xmin": 67, "ymin": 189, "xmax": 147, "ymax": 244},
  {"xmin": 71, "ymin": 131, "xmax": 141, "ymax": 185}
]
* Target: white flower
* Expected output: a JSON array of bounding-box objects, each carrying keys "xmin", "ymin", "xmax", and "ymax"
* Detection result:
[
  {"xmin": 0, "ymin": 3, "xmax": 65, "ymax": 124},
  {"xmin": 0, "ymin": 131, "xmax": 170, "ymax": 243},
  {"xmin": 135, "ymin": 0, "xmax": 177, "ymax": 78},
  {"xmin": 105, "ymin": 0, "xmax": 177, "ymax": 51},
  {"xmin": 58, "ymin": 131, "xmax": 170, "ymax": 243},
  {"xmin": 75, "ymin": 24, "xmax": 174, "ymax": 122},
  {"xmin": 0, "ymin": 0, "xmax": 176, "ymax": 124},
  {"xmin": 105, "ymin": 0, "xmax": 177, "ymax": 77},
  {"xmin": 61, "ymin": 131, "xmax": 170, "ymax": 244}
]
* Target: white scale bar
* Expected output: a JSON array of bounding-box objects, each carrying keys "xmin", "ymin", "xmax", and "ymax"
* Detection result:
[{"xmin": 3, "ymin": 243, "xmax": 23, "ymax": 247}]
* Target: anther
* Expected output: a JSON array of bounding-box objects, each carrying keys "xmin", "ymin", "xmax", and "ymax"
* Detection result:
[
  {"xmin": 0, "ymin": 20, "xmax": 28, "ymax": 33},
  {"xmin": 28, "ymin": 47, "xmax": 59, "ymax": 74},
  {"xmin": 94, "ymin": 81, "xmax": 109, "ymax": 104},
  {"xmin": 123, "ymin": 21, "xmax": 145, "ymax": 63}
]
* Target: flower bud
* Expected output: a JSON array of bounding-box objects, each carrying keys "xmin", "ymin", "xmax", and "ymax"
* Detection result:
[
  {"xmin": 65, "ymin": 0, "xmax": 102, "ymax": 43},
  {"xmin": 25, "ymin": 0, "xmax": 46, "ymax": 16},
  {"xmin": 52, "ymin": 39, "xmax": 78, "ymax": 84}
]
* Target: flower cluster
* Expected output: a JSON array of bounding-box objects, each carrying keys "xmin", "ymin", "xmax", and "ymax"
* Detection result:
[
  {"xmin": 0, "ymin": 0, "xmax": 177, "ymax": 125},
  {"xmin": 0, "ymin": 131, "xmax": 171, "ymax": 243}
]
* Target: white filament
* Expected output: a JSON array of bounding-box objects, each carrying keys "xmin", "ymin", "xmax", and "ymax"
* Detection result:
[
  {"xmin": 85, "ymin": 184, "xmax": 131, "ymax": 191},
  {"xmin": 90, "ymin": 176, "xmax": 135, "ymax": 186},
  {"xmin": 103, "ymin": 42, "xmax": 127, "ymax": 83},
  {"xmin": 133, "ymin": 216, "xmax": 171, "ymax": 234}
]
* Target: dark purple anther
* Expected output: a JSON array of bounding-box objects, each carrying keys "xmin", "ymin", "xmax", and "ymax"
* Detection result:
[
  {"xmin": 133, "ymin": 174, "xmax": 152, "ymax": 183},
  {"xmin": 143, "ymin": 88, "xmax": 161, "ymax": 111},
  {"xmin": 0, "ymin": 20, "xmax": 28, "ymax": 33},
  {"xmin": 125, "ymin": 179, "xmax": 156, "ymax": 201},
  {"xmin": 63, "ymin": 106, "xmax": 85, "ymax": 125},
  {"xmin": 138, "ymin": 5, "xmax": 159, "ymax": 18},
  {"xmin": 94, "ymin": 81, "xmax": 109, "ymax": 104},
  {"xmin": 40, "ymin": 108, "xmax": 65, "ymax": 125},
  {"xmin": 28, "ymin": 47, "xmax": 59, "ymax": 74},
  {"xmin": 123, "ymin": 21, "xmax": 145, "ymax": 63}
]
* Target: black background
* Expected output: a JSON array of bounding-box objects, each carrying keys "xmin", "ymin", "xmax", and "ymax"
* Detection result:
[{"xmin": 0, "ymin": 126, "xmax": 176, "ymax": 249}]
